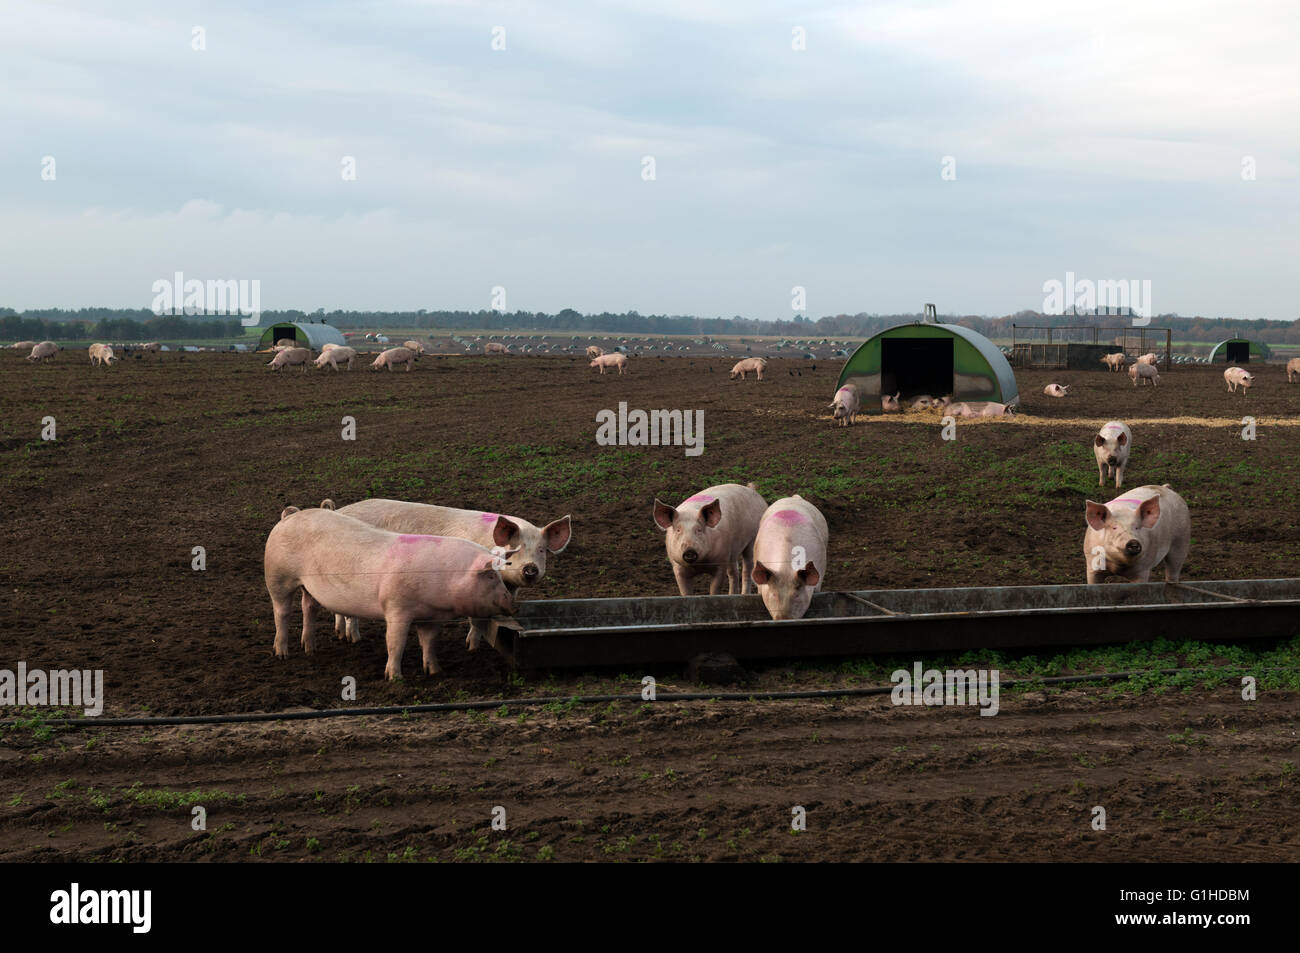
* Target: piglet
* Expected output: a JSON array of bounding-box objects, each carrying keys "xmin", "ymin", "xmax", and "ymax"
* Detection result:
[
  {"xmin": 1043, "ymin": 384, "xmax": 1070, "ymax": 397},
  {"xmin": 264, "ymin": 507, "xmax": 518, "ymax": 679},
  {"xmin": 1083, "ymin": 484, "xmax": 1189, "ymax": 584},
  {"xmin": 751, "ymin": 495, "xmax": 828, "ymax": 620},
  {"xmin": 881, "ymin": 392, "xmax": 902, "ymax": 412}
]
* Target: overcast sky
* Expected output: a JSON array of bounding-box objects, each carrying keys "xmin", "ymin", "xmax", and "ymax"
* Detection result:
[{"xmin": 2, "ymin": 0, "xmax": 1297, "ymax": 320}]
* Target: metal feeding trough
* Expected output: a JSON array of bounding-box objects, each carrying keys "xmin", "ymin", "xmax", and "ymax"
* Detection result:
[{"xmin": 493, "ymin": 579, "xmax": 1300, "ymax": 671}]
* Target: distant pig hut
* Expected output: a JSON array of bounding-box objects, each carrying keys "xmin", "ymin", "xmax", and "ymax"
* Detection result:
[
  {"xmin": 1208, "ymin": 338, "xmax": 1271, "ymax": 364},
  {"xmin": 256, "ymin": 322, "xmax": 347, "ymax": 351},
  {"xmin": 836, "ymin": 317, "xmax": 1018, "ymax": 414}
]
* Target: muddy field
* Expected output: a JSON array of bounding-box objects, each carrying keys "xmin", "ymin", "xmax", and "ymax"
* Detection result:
[{"xmin": 1, "ymin": 351, "xmax": 1297, "ymax": 861}]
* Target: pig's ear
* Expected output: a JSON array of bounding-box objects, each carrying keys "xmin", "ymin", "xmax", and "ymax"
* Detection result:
[
  {"xmin": 1094, "ymin": 435, "xmax": 1105, "ymax": 447},
  {"xmin": 700, "ymin": 499, "xmax": 722, "ymax": 528},
  {"xmin": 751, "ymin": 561, "xmax": 772, "ymax": 586},
  {"xmin": 652, "ymin": 499, "xmax": 676, "ymax": 531},
  {"xmin": 1138, "ymin": 496, "xmax": 1161, "ymax": 528},
  {"xmin": 492, "ymin": 516, "xmax": 521, "ymax": 548},
  {"xmin": 544, "ymin": 516, "xmax": 572, "ymax": 553},
  {"xmin": 798, "ymin": 562, "xmax": 820, "ymax": 589},
  {"xmin": 1117, "ymin": 432, "xmax": 1128, "ymax": 446},
  {"xmin": 1085, "ymin": 501, "xmax": 1109, "ymax": 530}
]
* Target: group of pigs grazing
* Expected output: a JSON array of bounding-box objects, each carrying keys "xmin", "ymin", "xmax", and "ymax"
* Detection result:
[
  {"xmin": 265, "ymin": 499, "xmax": 571, "ymax": 679},
  {"xmin": 654, "ymin": 483, "xmax": 828, "ymax": 621},
  {"xmin": 1086, "ymin": 419, "xmax": 1190, "ymax": 583}
]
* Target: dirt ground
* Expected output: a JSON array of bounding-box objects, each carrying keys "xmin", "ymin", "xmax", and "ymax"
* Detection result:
[{"xmin": 1, "ymin": 350, "xmax": 1297, "ymax": 861}]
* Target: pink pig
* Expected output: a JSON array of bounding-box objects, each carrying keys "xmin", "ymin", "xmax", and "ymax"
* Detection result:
[
  {"xmin": 1083, "ymin": 484, "xmax": 1189, "ymax": 584},
  {"xmin": 1224, "ymin": 367, "xmax": 1254, "ymax": 392},
  {"xmin": 264, "ymin": 508, "xmax": 517, "ymax": 679},
  {"xmin": 751, "ymin": 496, "xmax": 829, "ymax": 621},
  {"xmin": 653, "ymin": 483, "xmax": 767, "ymax": 595},
  {"xmin": 329, "ymin": 498, "xmax": 570, "ymax": 650},
  {"xmin": 371, "ymin": 347, "xmax": 415, "ymax": 371},
  {"xmin": 828, "ymin": 385, "xmax": 861, "ymax": 426},
  {"xmin": 267, "ymin": 347, "xmax": 311, "ymax": 371},
  {"xmin": 590, "ymin": 353, "xmax": 628, "ymax": 375}
]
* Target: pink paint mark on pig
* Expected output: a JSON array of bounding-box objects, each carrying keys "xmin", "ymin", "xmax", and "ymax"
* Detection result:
[
  {"xmin": 480, "ymin": 512, "xmax": 499, "ymax": 524},
  {"xmin": 397, "ymin": 534, "xmax": 439, "ymax": 544},
  {"xmin": 770, "ymin": 510, "xmax": 809, "ymax": 524},
  {"xmin": 685, "ymin": 494, "xmax": 716, "ymax": 503}
]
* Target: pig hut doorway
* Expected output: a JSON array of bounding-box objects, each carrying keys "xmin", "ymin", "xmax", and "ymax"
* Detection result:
[
  {"xmin": 881, "ymin": 337, "xmax": 954, "ymax": 401},
  {"xmin": 1225, "ymin": 341, "xmax": 1250, "ymax": 363}
]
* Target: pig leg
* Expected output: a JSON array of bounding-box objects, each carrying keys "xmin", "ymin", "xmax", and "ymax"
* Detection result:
[
  {"xmin": 726, "ymin": 559, "xmax": 741, "ymax": 595},
  {"xmin": 671, "ymin": 563, "xmax": 694, "ymax": 597},
  {"xmin": 466, "ymin": 617, "xmax": 493, "ymax": 651},
  {"xmin": 1163, "ymin": 537, "xmax": 1188, "ymax": 583},
  {"xmin": 1114, "ymin": 464, "xmax": 1124, "ymax": 488},
  {"xmin": 707, "ymin": 567, "xmax": 727, "ymax": 595},
  {"xmin": 383, "ymin": 617, "xmax": 413, "ymax": 680},
  {"xmin": 271, "ymin": 593, "xmax": 296, "ymax": 658},
  {"xmin": 334, "ymin": 613, "xmax": 347, "ymax": 639},
  {"xmin": 415, "ymin": 623, "xmax": 442, "ymax": 675},
  {"xmin": 1098, "ymin": 461, "xmax": 1105, "ymax": 486},
  {"xmin": 740, "ymin": 542, "xmax": 755, "ymax": 595},
  {"xmin": 300, "ymin": 590, "xmax": 319, "ymax": 654}
]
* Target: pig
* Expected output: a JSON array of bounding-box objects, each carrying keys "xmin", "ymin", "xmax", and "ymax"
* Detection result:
[
  {"xmin": 26, "ymin": 341, "xmax": 57, "ymax": 362},
  {"xmin": 975, "ymin": 401, "xmax": 1015, "ymax": 417},
  {"xmin": 729, "ymin": 357, "xmax": 767, "ymax": 380},
  {"xmin": 484, "ymin": 342, "xmax": 510, "ymax": 354},
  {"xmin": 881, "ymin": 391, "xmax": 902, "ymax": 412},
  {"xmin": 910, "ymin": 395, "xmax": 935, "ymax": 411},
  {"xmin": 265, "ymin": 507, "xmax": 518, "ymax": 679},
  {"xmin": 586, "ymin": 346, "xmax": 604, "ymax": 359},
  {"xmin": 10, "ymin": 341, "xmax": 36, "ymax": 350},
  {"xmin": 330, "ymin": 498, "xmax": 571, "ymax": 651},
  {"xmin": 275, "ymin": 338, "xmax": 298, "ymax": 348},
  {"xmin": 1224, "ymin": 366, "xmax": 1254, "ymax": 393},
  {"xmin": 1083, "ymin": 484, "xmax": 1190, "ymax": 584},
  {"xmin": 87, "ymin": 343, "xmax": 116, "ymax": 367},
  {"xmin": 139, "ymin": 342, "xmax": 162, "ymax": 359},
  {"xmin": 1093, "ymin": 420, "xmax": 1131, "ymax": 488},
  {"xmin": 590, "ymin": 353, "xmax": 628, "ymax": 375},
  {"xmin": 827, "ymin": 384, "xmax": 861, "ymax": 426},
  {"xmin": 932, "ymin": 395, "xmax": 953, "ymax": 410},
  {"xmin": 1100, "ymin": 352, "xmax": 1127, "ymax": 371},
  {"xmin": 320, "ymin": 342, "xmax": 339, "ymax": 352},
  {"xmin": 1129, "ymin": 362, "xmax": 1159, "ymax": 387},
  {"xmin": 314, "ymin": 346, "xmax": 357, "ymax": 371},
  {"xmin": 1136, "ymin": 353, "xmax": 1158, "ymax": 366},
  {"xmin": 653, "ymin": 483, "xmax": 767, "ymax": 596},
  {"xmin": 371, "ymin": 346, "xmax": 415, "ymax": 371},
  {"xmin": 267, "ymin": 347, "xmax": 311, "ymax": 371},
  {"xmin": 1288, "ymin": 357, "xmax": 1300, "ymax": 383},
  {"xmin": 403, "ymin": 340, "xmax": 426, "ymax": 356},
  {"xmin": 751, "ymin": 495, "xmax": 829, "ymax": 621},
  {"xmin": 948, "ymin": 402, "xmax": 977, "ymax": 417},
  {"xmin": 1043, "ymin": 383, "xmax": 1070, "ymax": 397}
]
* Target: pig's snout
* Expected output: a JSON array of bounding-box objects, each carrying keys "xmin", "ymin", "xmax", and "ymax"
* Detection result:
[
  {"xmin": 682, "ymin": 548, "xmax": 699, "ymax": 563},
  {"xmin": 1106, "ymin": 455, "xmax": 1118, "ymax": 465},
  {"xmin": 522, "ymin": 563, "xmax": 540, "ymax": 583},
  {"xmin": 1125, "ymin": 539, "xmax": 1142, "ymax": 556}
]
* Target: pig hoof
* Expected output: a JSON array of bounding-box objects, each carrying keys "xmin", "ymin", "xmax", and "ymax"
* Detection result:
[{"xmin": 424, "ymin": 661, "xmax": 442, "ymax": 676}]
